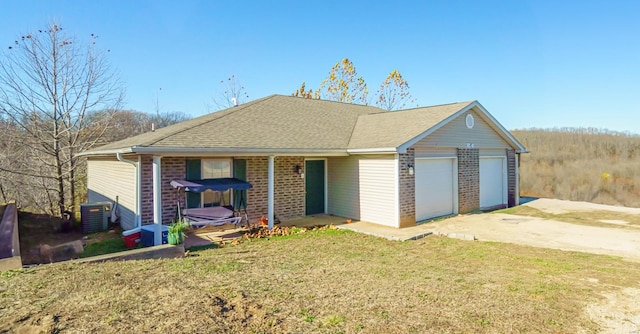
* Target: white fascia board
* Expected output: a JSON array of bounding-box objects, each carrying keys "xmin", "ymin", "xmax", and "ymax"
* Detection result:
[{"xmin": 75, "ymin": 147, "xmax": 133, "ymax": 157}]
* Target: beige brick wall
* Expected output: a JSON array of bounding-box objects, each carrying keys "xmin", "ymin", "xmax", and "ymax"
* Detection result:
[
  {"xmin": 398, "ymin": 149, "xmax": 416, "ymax": 227},
  {"xmin": 140, "ymin": 155, "xmax": 186, "ymax": 225},
  {"xmin": 245, "ymin": 156, "xmax": 306, "ymax": 223},
  {"xmin": 245, "ymin": 157, "xmax": 268, "ymax": 223},
  {"xmin": 275, "ymin": 157, "xmax": 306, "ymax": 221},
  {"xmin": 161, "ymin": 157, "xmax": 185, "ymax": 223},
  {"xmin": 457, "ymin": 148, "xmax": 479, "ymax": 213}
]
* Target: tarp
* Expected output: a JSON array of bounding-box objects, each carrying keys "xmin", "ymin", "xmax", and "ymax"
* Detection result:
[{"xmin": 170, "ymin": 178, "xmax": 253, "ymax": 192}]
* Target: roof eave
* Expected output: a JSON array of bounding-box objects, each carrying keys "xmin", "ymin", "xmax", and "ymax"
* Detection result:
[
  {"xmin": 79, "ymin": 146, "xmax": 350, "ymax": 157},
  {"xmin": 75, "ymin": 147, "xmax": 134, "ymax": 157},
  {"xmin": 346, "ymin": 147, "xmax": 399, "ymax": 154}
]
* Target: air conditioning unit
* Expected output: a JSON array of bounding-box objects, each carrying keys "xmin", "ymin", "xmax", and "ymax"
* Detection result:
[{"xmin": 80, "ymin": 202, "xmax": 112, "ymax": 234}]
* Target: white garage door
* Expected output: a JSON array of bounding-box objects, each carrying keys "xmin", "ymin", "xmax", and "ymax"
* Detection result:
[
  {"xmin": 415, "ymin": 158, "xmax": 456, "ymax": 221},
  {"xmin": 480, "ymin": 158, "xmax": 506, "ymax": 209}
]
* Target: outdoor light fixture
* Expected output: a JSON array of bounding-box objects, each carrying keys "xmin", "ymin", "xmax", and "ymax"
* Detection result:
[
  {"xmin": 407, "ymin": 163, "xmax": 414, "ymax": 176},
  {"xmin": 294, "ymin": 164, "xmax": 303, "ymax": 175}
]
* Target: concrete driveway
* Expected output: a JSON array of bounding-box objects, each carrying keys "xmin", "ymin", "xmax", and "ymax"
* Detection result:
[
  {"xmin": 340, "ymin": 198, "xmax": 640, "ymax": 260},
  {"xmin": 426, "ymin": 198, "xmax": 640, "ymax": 261}
]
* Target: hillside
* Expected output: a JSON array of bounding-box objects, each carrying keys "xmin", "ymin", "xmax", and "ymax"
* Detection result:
[
  {"xmin": 2, "ymin": 229, "xmax": 638, "ymax": 333},
  {"xmin": 512, "ymin": 128, "xmax": 640, "ymax": 207}
]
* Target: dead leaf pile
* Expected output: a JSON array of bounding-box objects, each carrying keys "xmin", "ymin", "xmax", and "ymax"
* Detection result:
[{"xmin": 242, "ymin": 224, "xmax": 335, "ymax": 240}]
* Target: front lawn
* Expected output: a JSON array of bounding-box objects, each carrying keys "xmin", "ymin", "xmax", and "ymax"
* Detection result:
[{"xmin": 1, "ymin": 229, "xmax": 637, "ymax": 333}]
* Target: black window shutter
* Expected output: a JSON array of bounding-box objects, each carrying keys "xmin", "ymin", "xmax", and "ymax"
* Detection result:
[{"xmin": 185, "ymin": 159, "xmax": 201, "ymax": 208}]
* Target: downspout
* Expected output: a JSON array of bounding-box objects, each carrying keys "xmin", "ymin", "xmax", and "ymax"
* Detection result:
[{"xmin": 116, "ymin": 153, "xmax": 141, "ymax": 229}]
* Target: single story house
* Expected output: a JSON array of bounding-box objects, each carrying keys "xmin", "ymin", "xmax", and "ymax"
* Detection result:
[{"xmin": 79, "ymin": 95, "xmax": 526, "ymax": 242}]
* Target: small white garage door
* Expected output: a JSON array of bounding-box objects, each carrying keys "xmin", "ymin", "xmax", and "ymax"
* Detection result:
[
  {"xmin": 415, "ymin": 158, "xmax": 456, "ymax": 221},
  {"xmin": 480, "ymin": 157, "xmax": 506, "ymax": 209}
]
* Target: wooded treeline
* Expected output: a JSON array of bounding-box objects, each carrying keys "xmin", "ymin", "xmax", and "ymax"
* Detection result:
[
  {"xmin": 0, "ymin": 110, "xmax": 188, "ymax": 215},
  {"xmin": 0, "ymin": 23, "xmax": 189, "ymax": 217},
  {"xmin": 513, "ymin": 128, "xmax": 640, "ymax": 207}
]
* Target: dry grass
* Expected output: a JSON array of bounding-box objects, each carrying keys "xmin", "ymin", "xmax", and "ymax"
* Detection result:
[
  {"xmin": 1, "ymin": 229, "xmax": 639, "ymax": 333},
  {"xmin": 513, "ymin": 128, "xmax": 640, "ymax": 207},
  {"xmin": 498, "ymin": 206, "xmax": 640, "ymax": 230}
]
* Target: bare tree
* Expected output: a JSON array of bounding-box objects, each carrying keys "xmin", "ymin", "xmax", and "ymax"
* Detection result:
[
  {"xmin": 209, "ymin": 74, "xmax": 249, "ymax": 111},
  {"xmin": 0, "ymin": 23, "xmax": 124, "ymax": 216},
  {"xmin": 151, "ymin": 88, "xmax": 191, "ymax": 128},
  {"xmin": 375, "ymin": 70, "xmax": 417, "ymax": 111},
  {"xmin": 294, "ymin": 59, "xmax": 417, "ymax": 109}
]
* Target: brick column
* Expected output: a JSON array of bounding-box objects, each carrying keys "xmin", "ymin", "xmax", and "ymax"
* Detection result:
[
  {"xmin": 246, "ymin": 157, "xmax": 268, "ymax": 224},
  {"xmin": 161, "ymin": 157, "xmax": 186, "ymax": 224},
  {"xmin": 274, "ymin": 157, "xmax": 305, "ymax": 220},
  {"xmin": 245, "ymin": 156, "xmax": 307, "ymax": 224},
  {"xmin": 140, "ymin": 155, "xmax": 154, "ymax": 224},
  {"xmin": 398, "ymin": 148, "xmax": 415, "ymax": 227},
  {"xmin": 507, "ymin": 149, "xmax": 516, "ymax": 207},
  {"xmin": 457, "ymin": 148, "xmax": 479, "ymax": 214},
  {"xmin": 140, "ymin": 156, "xmax": 187, "ymax": 225}
]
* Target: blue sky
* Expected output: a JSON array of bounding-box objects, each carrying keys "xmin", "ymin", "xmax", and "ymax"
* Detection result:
[{"xmin": 1, "ymin": 0, "xmax": 639, "ymax": 133}]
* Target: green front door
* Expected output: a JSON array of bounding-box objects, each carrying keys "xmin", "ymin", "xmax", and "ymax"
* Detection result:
[{"xmin": 305, "ymin": 160, "xmax": 325, "ymax": 215}]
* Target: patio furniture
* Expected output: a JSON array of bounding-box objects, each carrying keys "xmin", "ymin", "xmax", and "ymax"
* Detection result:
[{"xmin": 171, "ymin": 178, "xmax": 252, "ymax": 228}]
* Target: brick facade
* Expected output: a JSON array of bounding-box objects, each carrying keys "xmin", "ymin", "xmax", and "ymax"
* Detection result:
[
  {"xmin": 139, "ymin": 155, "xmax": 307, "ymax": 225},
  {"xmin": 507, "ymin": 149, "xmax": 516, "ymax": 207},
  {"xmin": 161, "ymin": 157, "xmax": 186, "ymax": 223},
  {"xmin": 245, "ymin": 157, "xmax": 268, "ymax": 223},
  {"xmin": 244, "ymin": 156, "xmax": 306, "ymax": 223},
  {"xmin": 398, "ymin": 149, "xmax": 416, "ymax": 227},
  {"xmin": 275, "ymin": 157, "xmax": 306, "ymax": 221},
  {"xmin": 140, "ymin": 155, "xmax": 186, "ymax": 225},
  {"xmin": 457, "ymin": 148, "xmax": 479, "ymax": 213}
]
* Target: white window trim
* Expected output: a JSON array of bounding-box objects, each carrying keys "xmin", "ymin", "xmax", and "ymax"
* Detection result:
[{"xmin": 201, "ymin": 158, "xmax": 233, "ymax": 207}]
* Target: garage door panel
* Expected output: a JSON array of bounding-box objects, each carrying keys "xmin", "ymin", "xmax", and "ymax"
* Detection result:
[
  {"xmin": 480, "ymin": 158, "xmax": 505, "ymax": 209},
  {"xmin": 415, "ymin": 159, "xmax": 455, "ymax": 221}
]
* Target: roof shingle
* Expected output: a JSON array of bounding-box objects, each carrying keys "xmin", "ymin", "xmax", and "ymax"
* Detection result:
[{"xmin": 83, "ymin": 95, "xmax": 510, "ymax": 155}]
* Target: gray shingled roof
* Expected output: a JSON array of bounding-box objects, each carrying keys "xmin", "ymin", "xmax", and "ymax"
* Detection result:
[
  {"xmin": 348, "ymin": 101, "xmax": 473, "ymax": 149},
  {"xmin": 82, "ymin": 95, "xmax": 518, "ymax": 155}
]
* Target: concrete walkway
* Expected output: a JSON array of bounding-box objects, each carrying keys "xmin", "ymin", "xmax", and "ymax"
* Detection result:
[{"xmin": 337, "ymin": 221, "xmax": 437, "ymax": 241}]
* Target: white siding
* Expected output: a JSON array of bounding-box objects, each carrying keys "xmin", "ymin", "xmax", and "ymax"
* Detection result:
[
  {"xmin": 328, "ymin": 155, "xmax": 398, "ymax": 227},
  {"xmin": 87, "ymin": 157, "xmax": 137, "ymax": 230},
  {"xmin": 413, "ymin": 109, "xmax": 511, "ymax": 149},
  {"xmin": 328, "ymin": 157, "xmax": 359, "ymax": 219}
]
